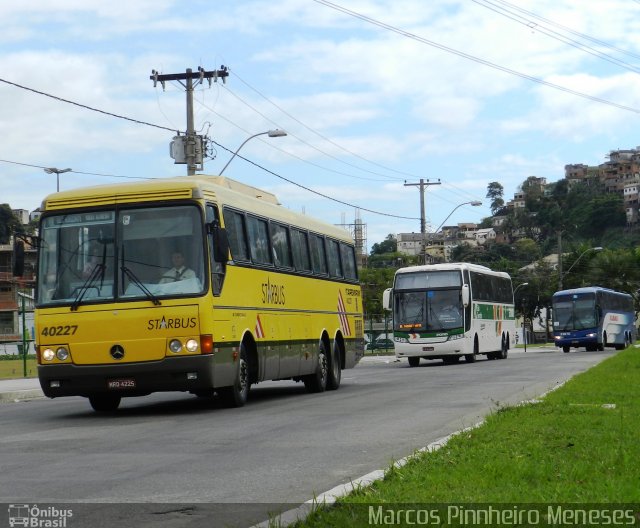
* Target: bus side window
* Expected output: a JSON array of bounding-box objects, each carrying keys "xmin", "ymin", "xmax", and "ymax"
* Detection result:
[
  {"xmin": 223, "ymin": 208, "xmax": 249, "ymax": 261},
  {"xmin": 291, "ymin": 228, "xmax": 312, "ymax": 272},
  {"xmin": 207, "ymin": 205, "xmax": 226, "ymax": 296},
  {"xmin": 340, "ymin": 242, "xmax": 357, "ymax": 280},
  {"xmin": 310, "ymin": 234, "xmax": 328, "ymax": 275},
  {"xmin": 326, "ymin": 239, "xmax": 342, "ymax": 278},
  {"xmin": 270, "ymin": 222, "xmax": 293, "ymax": 268},
  {"xmin": 247, "ymin": 215, "xmax": 273, "ymax": 266}
]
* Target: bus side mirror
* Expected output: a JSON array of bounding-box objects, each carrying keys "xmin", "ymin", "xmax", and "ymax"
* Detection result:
[
  {"xmin": 12, "ymin": 240, "xmax": 25, "ymax": 277},
  {"xmin": 211, "ymin": 225, "xmax": 230, "ymax": 263},
  {"xmin": 462, "ymin": 284, "xmax": 470, "ymax": 307},
  {"xmin": 382, "ymin": 288, "xmax": 392, "ymax": 311}
]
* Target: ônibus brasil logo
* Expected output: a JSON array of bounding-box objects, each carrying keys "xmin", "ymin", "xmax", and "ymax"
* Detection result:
[{"xmin": 8, "ymin": 504, "xmax": 73, "ymax": 528}]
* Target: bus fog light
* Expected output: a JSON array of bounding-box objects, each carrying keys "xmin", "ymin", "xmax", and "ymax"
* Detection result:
[
  {"xmin": 169, "ymin": 339, "xmax": 183, "ymax": 353},
  {"xmin": 186, "ymin": 372, "xmax": 198, "ymax": 380},
  {"xmin": 50, "ymin": 380, "xmax": 61, "ymax": 388},
  {"xmin": 185, "ymin": 339, "xmax": 198, "ymax": 352},
  {"xmin": 56, "ymin": 347, "xmax": 69, "ymax": 361},
  {"xmin": 43, "ymin": 348, "xmax": 55, "ymax": 361}
]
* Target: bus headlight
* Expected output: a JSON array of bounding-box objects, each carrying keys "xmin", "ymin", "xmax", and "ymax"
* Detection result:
[
  {"xmin": 185, "ymin": 339, "xmax": 199, "ymax": 353},
  {"xmin": 169, "ymin": 339, "xmax": 183, "ymax": 353},
  {"xmin": 56, "ymin": 347, "xmax": 69, "ymax": 361},
  {"xmin": 42, "ymin": 348, "xmax": 55, "ymax": 361}
]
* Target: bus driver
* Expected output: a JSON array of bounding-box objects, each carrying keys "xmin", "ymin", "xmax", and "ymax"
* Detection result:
[{"xmin": 159, "ymin": 251, "xmax": 196, "ymax": 284}]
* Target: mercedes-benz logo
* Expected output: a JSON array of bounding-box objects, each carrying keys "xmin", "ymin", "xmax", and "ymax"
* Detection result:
[{"xmin": 110, "ymin": 344, "xmax": 125, "ymax": 360}]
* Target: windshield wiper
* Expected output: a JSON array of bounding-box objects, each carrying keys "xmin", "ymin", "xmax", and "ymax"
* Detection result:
[
  {"xmin": 70, "ymin": 264, "xmax": 105, "ymax": 311},
  {"xmin": 121, "ymin": 265, "xmax": 161, "ymax": 306}
]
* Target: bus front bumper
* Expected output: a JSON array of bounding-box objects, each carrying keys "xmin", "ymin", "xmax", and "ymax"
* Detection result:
[{"xmin": 38, "ymin": 355, "xmax": 216, "ymax": 398}]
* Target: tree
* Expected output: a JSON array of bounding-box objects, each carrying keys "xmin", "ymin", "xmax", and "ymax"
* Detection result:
[
  {"xmin": 370, "ymin": 234, "xmax": 397, "ymax": 255},
  {"xmin": 486, "ymin": 182, "xmax": 505, "ymax": 215},
  {"xmin": 0, "ymin": 204, "xmax": 20, "ymax": 244}
]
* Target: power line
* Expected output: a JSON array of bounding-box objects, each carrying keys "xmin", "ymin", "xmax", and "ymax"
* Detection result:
[
  {"xmin": 0, "ymin": 159, "xmax": 156, "ymax": 180},
  {"xmin": 471, "ymin": 0, "xmax": 640, "ymax": 74},
  {"xmin": 210, "ymin": 140, "xmax": 420, "ymax": 220},
  {"xmin": 311, "ymin": 0, "xmax": 640, "ymax": 115},
  {"xmin": 0, "ymin": 77, "xmax": 179, "ymax": 133}
]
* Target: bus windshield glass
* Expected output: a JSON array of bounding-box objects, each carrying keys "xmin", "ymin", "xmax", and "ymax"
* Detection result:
[
  {"xmin": 553, "ymin": 293, "xmax": 597, "ymax": 331},
  {"xmin": 395, "ymin": 288, "xmax": 463, "ymax": 332},
  {"xmin": 37, "ymin": 205, "xmax": 206, "ymax": 306}
]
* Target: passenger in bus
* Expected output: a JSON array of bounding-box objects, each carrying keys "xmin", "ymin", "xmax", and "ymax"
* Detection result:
[{"xmin": 159, "ymin": 251, "xmax": 196, "ymax": 283}]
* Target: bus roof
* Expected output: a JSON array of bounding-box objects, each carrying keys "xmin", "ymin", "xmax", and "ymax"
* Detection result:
[
  {"xmin": 552, "ymin": 286, "xmax": 631, "ymax": 298},
  {"xmin": 393, "ymin": 262, "xmax": 511, "ymax": 279},
  {"xmin": 40, "ymin": 175, "xmax": 353, "ymax": 242}
]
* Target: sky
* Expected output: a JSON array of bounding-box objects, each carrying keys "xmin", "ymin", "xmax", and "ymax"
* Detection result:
[{"xmin": 2, "ymin": 0, "xmax": 640, "ymax": 252}]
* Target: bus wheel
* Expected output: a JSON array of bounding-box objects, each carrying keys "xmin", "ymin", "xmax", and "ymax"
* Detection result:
[
  {"xmin": 498, "ymin": 337, "xmax": 508, "ymax": 360},
  {"xmin": 465, "ymin": 340, "xmax": 478, "ymax": 363},
  {"xmin": 304, "ymin": 341, "xmax": 328, "ymax": 393},
  {"xmin": 89, "ymin": 394, "xmax": 121, "ymax": 412},
  {"xmin": 219, "ymin": 345, "xmax": 250, "ymax": 407},
  {"xmin": 408, "ymin": 357, "xmax": 420, "ymax": 367},
  {"xmin": 326, "ymin": 340, "xmax": 342, "ymax": 391},
  {"xmin": 563, "ymin": 346, "xmax": 570, "ymax": 353}
]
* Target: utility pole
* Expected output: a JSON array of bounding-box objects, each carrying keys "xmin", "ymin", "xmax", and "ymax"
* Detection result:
[
  {"xmin": 151, "ymin": 66, "xmax": 229, "ymax": 175},
  {"xmin": 404, "ymin": 179, "xmax": 441, "ymax": 263}
]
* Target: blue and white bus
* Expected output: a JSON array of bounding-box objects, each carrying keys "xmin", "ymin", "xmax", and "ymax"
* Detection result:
[{"xmin": 552, "ymin": 286, "xmax": 636, "ymax": 353}]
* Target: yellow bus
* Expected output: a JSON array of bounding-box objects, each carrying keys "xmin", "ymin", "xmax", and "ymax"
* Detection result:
[{"xmin": 30, "ymin": 176, "xmax": 364, "ymax": 411}]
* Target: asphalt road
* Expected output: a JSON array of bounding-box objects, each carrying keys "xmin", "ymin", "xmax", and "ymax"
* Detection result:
[{"xmin": 0, "ymin": 346, "xmax": 617, "ymax": 527}]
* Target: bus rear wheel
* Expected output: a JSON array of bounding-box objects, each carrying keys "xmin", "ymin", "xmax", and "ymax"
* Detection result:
[
  {"xmin": 304, "ymin": 341, "xmax": 328, "ymax": 393},
  {"xmin": 89, "ymin": 394, "xmax": 121, "ymax": 412},
  {"xmin": 563, "ymin": 346, "xmax": 570, "ymax": 353},
  {"xmin": 498, "ymin": 337, "xmax": 508, "ymax": 359},
  {"xmin": 219, "ymin": 345, "xmax": 250, "ymax": 407},
  {"xmin": 465, "ymin": 340, "xmax": 479, "ymax": 363},
  {"xmin": 326, "ymin": 340, "xmax": 342, "ymax": 391},
  {"xmin": 408, "ymin": 357, "xmax": 420, "ymax": 367}
]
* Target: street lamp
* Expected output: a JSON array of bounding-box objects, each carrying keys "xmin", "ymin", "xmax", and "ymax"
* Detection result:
[
  {"xmin": 44, "ymin": 167, "xmax": 72, "ymax": 192},
  {"xmin": 513, "ymin": 282, "xmax": 529, "ymax": 352},
  {"xmin": 424, "ymin": 200, "xmax": 482, "ymax": 263},
  {"xmin": 558, "ymin": 246, "xmax": 603, "ymax": 290},
  {"xmin": 219, "ymin": 129, "xmax": 287, "ymax": 175}
]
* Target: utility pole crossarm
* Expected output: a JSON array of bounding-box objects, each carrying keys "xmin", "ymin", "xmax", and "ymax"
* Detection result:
[{"xmin": 151, "ymin": 66, "xmax": 229, "ymax": 175}]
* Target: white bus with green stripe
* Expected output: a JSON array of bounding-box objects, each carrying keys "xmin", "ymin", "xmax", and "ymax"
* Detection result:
[{"xmin": 383, "ymin": 263, "xmax": 515, "ymax": 366}]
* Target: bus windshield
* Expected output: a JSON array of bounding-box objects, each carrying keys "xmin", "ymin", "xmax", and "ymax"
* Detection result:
[
  {"xmin": 553, "ymin": 293, "xmax": 597, "ymax": 331},
  {"xmin": 395, "ymin": 289, "xmax": 463, "ymax": 332},
  {"xmin": 37, "ymin": 205, "xmax": 206, "ymax": 306}
]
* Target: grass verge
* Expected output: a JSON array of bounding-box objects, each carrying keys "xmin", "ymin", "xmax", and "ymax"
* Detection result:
[
  {"xmin": 293, "ymin": 347, "xmax": 640, "ymax": 527},
  {"xmin": 0, "ymin": 357, "xmax": 37, "ymax": 378}
]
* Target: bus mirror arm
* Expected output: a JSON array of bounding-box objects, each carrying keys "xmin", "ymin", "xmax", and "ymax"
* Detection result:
[{"xmin": 462, "ymin": 284, "xmax": 470, "ymax": 307}]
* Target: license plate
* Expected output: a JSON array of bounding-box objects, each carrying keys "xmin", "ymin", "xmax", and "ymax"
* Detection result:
[
  {"xmin": 107, "ymin": 378, "xmax": 136, "ymax": 390},
  {"xmin": 422, "ymin": 346, "xmax": 434, "ymax": 352}
]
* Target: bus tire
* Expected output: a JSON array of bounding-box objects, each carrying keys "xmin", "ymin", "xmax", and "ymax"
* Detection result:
[
  {"xmin": 219, "ymin": 345, "xmax": 250, "ymax": 407},
  {"xmin": 465, "ymin": 340, "xmax": 478, "ymax": 363},
  {"xmin": 498, "ymin": 336, "xmax": 508, "ymax": 360},
  {"xmin": 326, "ymin": 340, "xmax": 342, "ymax": 391},
  {"xmin": 89, "ymin": 394, "xmax": 121, "ymax": 412},
  {"xmin": 408, "ymin": 357, "xmax": 420, "ymax": 367},
  {"xmin": 563, "ymin": 346, "xmax": 570, "ymax": 353},
  {"xmin": 304, "ymin": 341, "xmax": 328, "ymax": 393}
]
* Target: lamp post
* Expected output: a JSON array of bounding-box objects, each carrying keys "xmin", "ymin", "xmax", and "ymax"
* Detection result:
[
  {"xmin": 558, "ymin": 246, "xmax": 603, "ymax": 290},
  {"xmin": 219, "ymin": 129, "xmax": 287, "ymax": 175},
  {"xmin": 514, "ymin": 282, "xmax": 529, "ymax": 352},
  {"xmin": 425, "ymin": 200, "xmax": 482, "ymax": 263},
  {"xmin": 44, "ymin": 167, "xmax": 72, "ymax": 192}
]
